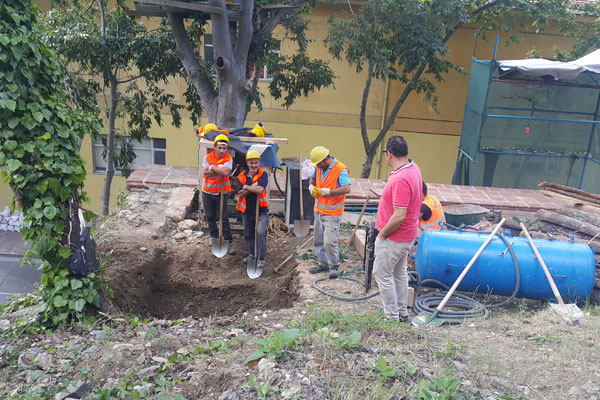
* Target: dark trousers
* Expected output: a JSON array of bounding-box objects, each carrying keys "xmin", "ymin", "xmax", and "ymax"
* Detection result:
[
  {"xmin": 242, "ymin": 209, "xmax": 268, "ymax": 260},
  {"xmin": 202, "ymin": 191, "xmax": 232, "ymax": 241}
]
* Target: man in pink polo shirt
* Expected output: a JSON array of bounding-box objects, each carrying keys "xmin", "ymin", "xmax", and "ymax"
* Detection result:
[{"xmin": 374, "ymin": 135, "xmax": 423, "ymax": 322}]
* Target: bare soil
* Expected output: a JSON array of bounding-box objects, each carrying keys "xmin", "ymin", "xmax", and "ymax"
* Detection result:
[{"xmin": 97, "ymin": 188, "xmax": 304, "ymax": 319}]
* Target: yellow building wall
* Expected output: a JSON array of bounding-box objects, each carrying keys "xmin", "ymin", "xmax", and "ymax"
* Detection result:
[{"xmin": 0, "ymin": 2, "xmax": 579, "ymax": 212}]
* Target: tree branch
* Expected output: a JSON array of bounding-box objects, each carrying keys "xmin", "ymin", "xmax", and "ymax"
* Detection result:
[
  {"xmin": 234, "ymin": 0, "xmax": 254, "ymax": 61},
  {"xmin": 360, "ymin": 63, "xmax": 374, "ymax": 152},
  {"xmin": 209, "ymin": 0, "xmax": 233, "ymax": 63},
  {"xmin": 260, "ymin": 0, "xmax": 306, "ymax": 36},
  {"xmin": 167, "ymin": 12, "xmax": 216, "ymax": 109},
  {"xmin": 443, "ymin": 0, "xmax": 508, "ymax": 43}
]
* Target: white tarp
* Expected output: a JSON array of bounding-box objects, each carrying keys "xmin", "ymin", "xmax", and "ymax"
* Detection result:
[{"xmin": 498, "ymin": 48, "xmax": 600, "ymax": 80}]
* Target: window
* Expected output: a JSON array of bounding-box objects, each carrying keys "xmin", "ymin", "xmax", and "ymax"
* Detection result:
[
  {"xmin": 92, "ymin": 136, "xmax": 166, "ymax": 174},
  {"xmin": 204, "ymin": 34, "xmax": 280, "ymax": 81}
]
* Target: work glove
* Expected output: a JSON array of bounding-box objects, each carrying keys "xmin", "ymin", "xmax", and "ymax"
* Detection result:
[
  {"xmin": 311, "ymin": 187, "xmax": 321, "ymax": 199},
  {"xmin": 308, "ymin": 184, "xmax": 315, "ymax": 194},
  {"xmin": 320, "ymin": 188, "xmax": 331, "ymax": 196}
]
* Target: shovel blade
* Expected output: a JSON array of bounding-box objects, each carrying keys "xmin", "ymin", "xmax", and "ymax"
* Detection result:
[
  {"xmin": 549, "ymin": 303, "xmax": 584, "ymax": 321},
  {"xmin": 247, "ymin": 257, "xmax": 264, "ymax": 279},
  {"xmin": 211, "ymin": 238, "xmax": 228, "ymax": 258},
  {"xmin": 411, "ymin": 310, "xmax": 445, "ymax": 327},
  {"xmin": 293, "ymin": 220, "xmax": 310, "ymax": 237}
]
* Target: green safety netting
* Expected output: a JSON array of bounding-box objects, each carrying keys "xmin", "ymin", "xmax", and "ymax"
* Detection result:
[{"xmin": 453, "ymin": 56, "xmax": 600, "ymax": 194}]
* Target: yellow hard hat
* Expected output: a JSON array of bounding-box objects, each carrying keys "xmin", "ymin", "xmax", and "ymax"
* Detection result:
[
  {"xmin": 251, "ymin": 122, "xmax": 268, "ymax": 138},
  {"xmin": 204, "ymin": 123, "xmax": 218, "ymax": 133},
  {"xmin": 213, "ymin": 134, "xmax": 229, "ymax": 146},
  {"xmin": 246, "ymin": 149, "xmax": 261, "ymax": 160},
  {"xmin": 309, "ymin": 146, "xmax": 329, "ymax": 166}
]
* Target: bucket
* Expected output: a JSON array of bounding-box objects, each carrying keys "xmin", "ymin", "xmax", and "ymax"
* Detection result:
[{"xmin": 444, "ymin": 204, "xmax": 489, "ymax": 226}]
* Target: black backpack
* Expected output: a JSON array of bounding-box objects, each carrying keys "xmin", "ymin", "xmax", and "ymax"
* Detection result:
[{"xmin": 69, "ymin": 227, "xmax": 98, "ymax": 278}]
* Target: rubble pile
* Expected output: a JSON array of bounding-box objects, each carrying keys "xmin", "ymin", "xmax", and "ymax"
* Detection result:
[{"xmin": 0, "ymin": 207, "xmax": 23, "ymax": 232}]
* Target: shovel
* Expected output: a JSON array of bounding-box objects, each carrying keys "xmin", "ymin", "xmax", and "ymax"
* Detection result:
[
  {"xmin": 519, "ymin": 223, "xmax": 584, "ymax": 322},
  {"xmin": 293, "ymin": 153, "xmax": 309, "ymax": 237},
  {"xmin": 412, "ymin": 218, "xmax": 506, "ymax": 327},
  {"xmin": 211, "ymin": 185, "xmax": 228, "ymax": 258},
  {"xmin": 247, "ymin": 198, "xmax": 264, "ymax": 279}
]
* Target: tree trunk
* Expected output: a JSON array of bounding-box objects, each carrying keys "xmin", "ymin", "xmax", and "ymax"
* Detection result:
[
  {"xmin": 101, "ymin": 76, "xmax": 118, "ymax": 216},
  {"xmin": 361, "ymin": 145, "xmax": 378, "ymax": 178},
  {"xmin": 535, "ymin": 209, "xmax": 600, "ymax": 238}
]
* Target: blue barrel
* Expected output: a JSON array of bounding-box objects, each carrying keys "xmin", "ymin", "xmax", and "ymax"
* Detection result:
[{"xmin": 415, "ymin": 229, "xmax": 596, "ymax": 302}]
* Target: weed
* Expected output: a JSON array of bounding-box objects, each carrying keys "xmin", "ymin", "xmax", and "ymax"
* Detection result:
[
  {"xmin": 298, "ymin": 249, "xmax": 318, "ymax": 261},
  {"xmin": 318, "ymin": 327, "xmax": 362, "ymax": 350},
  {"xmin": 403, "ymin": 358, "xmax": 418, "ymax": 376},
  {"xmin": 305, "ymin": 311, "xmax": 396, "ymax": 333},
  {"xmin": 245, "ymin": 328, "xmax": 301, "ymax": 363},
  {"xmin": 416, "ymin": 375, "xmax": 474, "ymax": 400},
  {"xmin": 208, "ymin": 328, "xmax": 222, "ymax": 335},
  {"xmin": 340, "ymin": 221, "xmax": 353, "ymax": 230},
  {"xmin": 533, "ymin": 334, "xmax": 563, "ymax": 345},
  {"xmin": 127, "ymin": 315, "xmax": 141, "ymax": 328},
  {"xmin": 373, "ymin": 354, "xmax": 397, "ymax": 378},
  {"xmin": 245, "ymin": 374, "xmax": 280, "ymax": 400},
  {"xmin": 146, "ymin": 326, "xmax": 159, "ymax": 338},
  {"xmin": 435, "ymin": 341, "xmax": 466, "ymax": 360},
  {"xmin": 195, "ymin": 339, "xmax": 229, "ymax": 355}
]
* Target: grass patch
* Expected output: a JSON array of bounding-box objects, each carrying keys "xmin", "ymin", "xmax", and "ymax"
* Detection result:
[{"xmin": 304, "ymin": 310, "xmax": 398, "ymax": 334}]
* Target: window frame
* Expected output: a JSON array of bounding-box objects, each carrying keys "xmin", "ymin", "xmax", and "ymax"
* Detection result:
[{"xmin": 92, "ymin": 136, "xmax": 166, "ymax": 175}]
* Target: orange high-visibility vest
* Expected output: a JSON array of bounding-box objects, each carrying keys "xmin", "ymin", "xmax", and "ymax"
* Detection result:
[
  {"xmin": 236, "ymin": 168, "xmax": 269, "ymax": 213},
  {"xmin": 202, "ymin": 151, "xmax": 232, "ymax": 193},
  {"xmin": 314, "ymin": 160, "xmax": 348, "ymax": 216},
  {"xmin": 419, "ymin": 195, "xmax": 445, "ymax": 231}
]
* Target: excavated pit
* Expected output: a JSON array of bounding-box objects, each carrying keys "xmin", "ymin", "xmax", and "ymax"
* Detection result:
[{"xmin": 98, "ymin": 187, "xmax": 301, "ymax": 320}]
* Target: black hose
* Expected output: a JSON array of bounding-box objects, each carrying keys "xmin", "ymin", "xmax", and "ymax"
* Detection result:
[
  {"xmin": 312, "ymin": 277, "xmax": 380, "ymax": 301},
  {"xmin": 412, "ymin": 231, "xmax": 521, "ymax": 322},
  {"xmin": 273, "ymin": 168, "xmax": 285, "ymax": 198}
]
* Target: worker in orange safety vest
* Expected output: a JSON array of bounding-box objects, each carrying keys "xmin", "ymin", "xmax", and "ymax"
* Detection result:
[
  {"xmin": 307, "ymin": 146, "xmax": 351, "ymax": 279},
  {"xmin": 236, "ymin": 150, "xmax": 269, "ymax": 268},
  {"xmin": 419, "ymin": 182, "xmax": 445, "ymax": 233},
  {"xmin": 202, "ymin": 134, "xmax": 234, "ymax": 253}
]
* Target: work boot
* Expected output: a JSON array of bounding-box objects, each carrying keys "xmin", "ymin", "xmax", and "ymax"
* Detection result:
[
  {"xmin": 309, "ymin": 262, "xmax": 328, "ymax": 274},
  {"xmin": 329, "ymin": 267, "xmax": 339, "ymax": 279},
  {"xmin": 228, "ymin": 241, "xmax": 236, "ymax": 255},
  {"xmin": 257, "ymin": 259, "xmax": 266, "ymax": 269}
]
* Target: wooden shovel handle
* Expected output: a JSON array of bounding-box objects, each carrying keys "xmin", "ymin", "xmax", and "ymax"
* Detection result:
[
  {"xmin": 350, "ymin": 196, "xmax": 370, "ymax": 242},
  {"xmin": 437, "ymin": 218, "xmax": 506, "ymax": 311},
  {"xmin": 274, "ymin": 235, "xmax": 314, "ymax": 273},
  {"xmin": 254, "ymin": 193, "xmax": 260, "ymax": 258},
  {"xmin": 299, "ymin": 153, "xmax": 304, "ymax": 220},
  {"xmin": 519, "ymin": 222, "xmax": 565, "ymax": 305},
  {"xmin": 218, "ymin": 185, "xmax": 224, "ymax": 240}
]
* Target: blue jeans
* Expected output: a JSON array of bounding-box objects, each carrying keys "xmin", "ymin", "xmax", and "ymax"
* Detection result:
[
  {"xmin": 242, "ymin": 208, "xmax": 268, "ymax": 261},
  {"xmin": 202, "ymin": 191, "xmax": 232, "ymax": 241}
]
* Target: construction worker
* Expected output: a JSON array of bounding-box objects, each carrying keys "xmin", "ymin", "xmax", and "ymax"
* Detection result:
[
  {"xmin": 307, "ymin": 146, "xmax": 351, "ymax": 279},
  {"xmin": 236, "ymin": 150, "xmax": 269, "ymax": 268},
  {"xmin": 419, "ymin": 182, "xmax": 445, "ymax": 233},
  {"xmin": 373, "ymin": 136, "xmax": 422, "ymax": 322},
  {"xmin": 202, "ymin": 134, "xmax": 234, "ymax": 253}
]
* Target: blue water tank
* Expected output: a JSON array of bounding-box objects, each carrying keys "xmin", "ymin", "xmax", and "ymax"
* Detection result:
[{"xmin": 415, "ymin": 230, "xmax": 596, "ymax": 302}]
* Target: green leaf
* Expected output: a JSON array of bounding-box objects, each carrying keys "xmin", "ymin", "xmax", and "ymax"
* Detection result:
[
  {"xmin": 43, "ymin": 205, "xmax": 58, "ymax": 219},
  {"xmin": 0, "ymin": 99, "xmax": 17, "ymax": 112},
  {"xmin": 7, "ymin": 159, "xmax": 22, "ymax": 172},
  {"xmin": 40, "ymin": 132, "xmax": 52, "ymax": 140},
  {"xmin": 8, "ymin": 117, "xmax": 19, "ymax": 129},
  {"xmin": 70, "ymin": 279, "xmax": 83, "ymax": 290},
  {"xmin": 74, "ymin": 299, "xmax": 85, "ymax": 312},
  {"xmin": 33, "ymin": 111, "xmax": 44, "ymax": 123},
  {"xmin": 245, "ymin": 350, "xmax": 266, "ymax": 363},
  {"xmin": 53, "ymin": 296, "xmax": 68, "ymax": 307},
  {"xmin": 4, "ymin": 140, "xmax": 17, "ymax": 151}
]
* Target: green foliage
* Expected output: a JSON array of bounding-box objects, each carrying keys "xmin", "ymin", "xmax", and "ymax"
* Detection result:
[
  {"xmin": 317, "ymin": 327, "xmax": 362, "ymax": 350},
  {"xmin": 305, "ymin": 310, "xmax": 397, "ymax": 333},
  {"xmin": 416, "ymin": 376, "xmax": 474, "ymax": 400},
  {"xmin": 245, "ymin": 374, "xmax": 280, "ymax": 400},
  {"xmin": 245, "ymin": 328, "xmax": 301, "ymax": 363},
  {"xmin": 195, "ymin": 339, "xmax": 229, "ymax": 355},
  {"xmin": 0, "ymin": 0, "xmax": 104, "ymax": 328},
  {"xmin": 374, "ymin": 354, "xmax": 397, "ymax": 378},
  {"xmin": 435, "ymin": 341, "xmax": 466, "ymax": 360}
]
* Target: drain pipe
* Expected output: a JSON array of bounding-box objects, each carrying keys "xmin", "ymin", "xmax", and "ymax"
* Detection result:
[{"xmin": 375, "ymin": 79, "xmax": 390, "ymax": 179}]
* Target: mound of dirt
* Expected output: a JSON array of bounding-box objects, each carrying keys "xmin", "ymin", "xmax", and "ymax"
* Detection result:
[{"xmin": 97, "ymin": 187, "xmax": 303, "ymax": 319}]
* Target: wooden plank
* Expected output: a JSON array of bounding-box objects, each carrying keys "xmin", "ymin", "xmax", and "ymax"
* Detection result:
[
  {"xmin": 127, "ymin": 9, "xmax": 168, "ymax": 16},
  {"xmin": 539, "ymin": 182, "xmax": 600, "ymax": 202},
  {"xmin": 352, "ymin": 229, "xmax": 366, "ymax": 259},
  {"xmin": 199, "ymin": 136, "xmax": 288, "ymax": 144},
  {"xmin": 134, "ymin": 0, "xmax": 223, "ymax": 14},
  {"xmin": 260, "ymin": 4, "xmax": 299, "ymax": 10}
]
